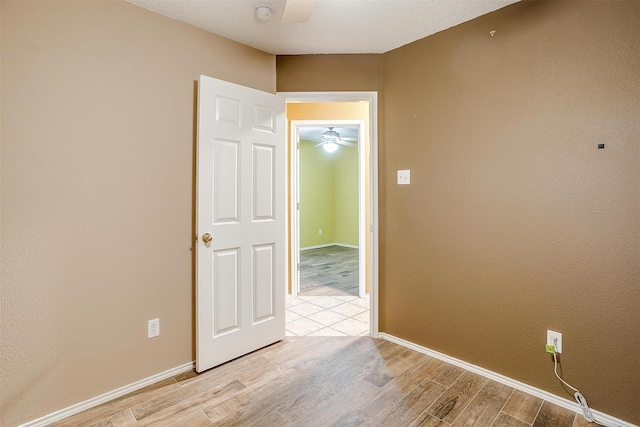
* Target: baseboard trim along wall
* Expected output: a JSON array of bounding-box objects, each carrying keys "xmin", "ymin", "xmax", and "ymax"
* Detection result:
[
  {"xmin": 22, "ymin": 335, "xmax": 634, "ymax": 427},
  {"xmin": 19, "ymin": 362, "xmax": 194, "ymax": 427},
  {"xmin": 301, "ymin": 243, "xmax": 359, "ymax": 251},
  {"xmin": 379, "ymin": 333, "xmax": 633, "ymax": 427}
]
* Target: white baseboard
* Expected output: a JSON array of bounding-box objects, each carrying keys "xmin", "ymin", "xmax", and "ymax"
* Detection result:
[
  {"xmin": 24, "ymin": 337, "xmax": 633, "ymax": 427},
  {"xmin": 300, "ymin": 243, "xmax": 334, "ymax": 251},
  {"xmin": 378, "ymin": 333, "xmax": 634, "ymax": 427},
  {"xmin": 335, "ymin": 243, "xmax": 358, "ymax": 249},
  {"xmin": 300, "ymin": 243, "xmax": 358, "ymax": 251},
  {"xmin": 20, "ymin": 362, "xmax": 194, "ymax": 427}
]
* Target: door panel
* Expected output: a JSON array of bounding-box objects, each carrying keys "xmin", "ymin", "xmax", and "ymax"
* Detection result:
[
  {"xmin": 252, "ymin": 244, "xmax": 275, "ymax": 322},
  {"xmin": 212, "ymin": 248, "xmax": 240, "ymax": 335},
  {"xmin": 253, "ymin": 145, "xmax": 275, "ymax": 220},
  {"xmin": 196, "ymin": 75, "xmax": 285, "ymax": 372},
  {"xmin": 213, "ymin": 139, "xmax": 240, "ymax": 223}
]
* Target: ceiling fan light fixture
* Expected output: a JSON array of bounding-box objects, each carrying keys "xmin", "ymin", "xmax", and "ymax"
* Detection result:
[
  {"xmin": 323, "ymin": 141, "xmax": 339, "ymax": 153},
  {"xmin": 321, "ymin": 135, "xmax": 339, "ymax": 144},
  {"xmin": 322, "ymin": 127, "xmax": 340, "ymax": 140}
]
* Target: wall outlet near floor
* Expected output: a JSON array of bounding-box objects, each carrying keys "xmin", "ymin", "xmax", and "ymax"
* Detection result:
[
  {"xmin": 318, "ymin": 229, "xmax": 322, "ymax": 235},
  {"xmin": 148, "ymin": 318, "xmax": 160, "ymax": 338},
  {"xmin": 547, "ymin": 330, "xmax": 562, "ymax": 353}
]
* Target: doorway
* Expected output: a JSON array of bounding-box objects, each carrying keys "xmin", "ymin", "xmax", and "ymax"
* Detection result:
[
  {"xmin": 281, "ymin": 92, "xmax": 379, "ymax": 338},
  {"xmin": 293, "ymin": 120, "xmax": 365, "ymax": 298}
]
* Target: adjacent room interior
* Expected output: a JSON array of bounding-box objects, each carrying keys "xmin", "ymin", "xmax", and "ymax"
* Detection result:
[
  {"xmin": 1, "ymin": 1, "xmax": 638, "ymax": 426},
  {"xmin": 286, "ymin": 101, "xmax": 372, "ymax": 338}
]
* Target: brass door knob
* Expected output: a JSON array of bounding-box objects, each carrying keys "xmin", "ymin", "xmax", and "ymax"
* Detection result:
[{"xmin": 202, "ymin": 233, "xmax": 213, "ymax": 243}]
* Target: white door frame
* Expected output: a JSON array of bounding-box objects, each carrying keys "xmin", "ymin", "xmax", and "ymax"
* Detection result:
[
  {"xmin": 291, "ymin": 119, "xmax": 366, "ymax": 298},
  {"xmin": 279, "ymin": 91, "xmax": 379, "ymax": 338}
]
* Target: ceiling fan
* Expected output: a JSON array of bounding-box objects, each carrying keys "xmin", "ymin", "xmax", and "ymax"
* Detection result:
[
  {"xmin": 281, "ymin": 0, "xmax": 316, "ymax": 23},
  {"xmin": 314, "ymin": 127, "xmax": 357, "ymax": 153}
]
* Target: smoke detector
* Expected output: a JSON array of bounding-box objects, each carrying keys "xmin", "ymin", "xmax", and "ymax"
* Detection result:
[{"xmin": 254, "ymin": 4, "xmax": 274, "ymax": 21}]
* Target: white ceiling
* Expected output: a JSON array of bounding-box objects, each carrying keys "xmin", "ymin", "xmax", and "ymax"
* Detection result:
[{"xmin": 125, "ymin": 0, "xmax": 519, "ymax": 55}]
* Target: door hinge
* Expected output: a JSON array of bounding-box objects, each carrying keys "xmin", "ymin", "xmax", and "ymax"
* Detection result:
[
  {"xmin": 297, "ymin": 202, "xmax": 300, "ymax": 210},
  {"xmin": 297, "ymin": 142, "xmax": 300, "ymax": 149},
  {"xmin": 297, "ymin": 263, "xmax": 300, "ymax": 271}
]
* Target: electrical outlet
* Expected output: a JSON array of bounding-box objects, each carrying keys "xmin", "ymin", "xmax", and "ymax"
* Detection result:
[
  {"xmin": 318, "ymin": 229, "xmax": 322, "ymax": 235},
  {"xmin": 547, "ymin": 330, "xmax": 562, "ymax": 353},
  {"xmin": 397, "ymin": 169, "xmax": 411, "ymax": 185},
  {"xmin": 148, "ymin": 318, "xmax": 160, "ymax": 338}
]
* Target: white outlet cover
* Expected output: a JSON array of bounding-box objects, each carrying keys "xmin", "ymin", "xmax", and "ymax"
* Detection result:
[
  {"xmin": 148, "ymin": 318, "xmax": 160, "ymax": 338},
  {"xmin": 547, "ymin": 330, "xmax": 562, "ymax": 353},
  {"xmin": 397, "ymin": 169, "xmax": 410, "ymax": 185}
]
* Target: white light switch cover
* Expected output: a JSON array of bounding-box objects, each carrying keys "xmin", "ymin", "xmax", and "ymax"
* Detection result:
[{"xmin": 397, "ymin": 170, "xmax": 410, "ymax": 185}]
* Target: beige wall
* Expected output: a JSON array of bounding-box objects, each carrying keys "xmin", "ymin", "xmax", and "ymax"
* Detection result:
[
  {"xmin": 278, "ymin": 2, "xmax": 639, "ymax": 424},
  {"xmin": 0, "ymin": 1, "xmax": 274, "ymax": 425},
  {"xmin": 381, "ymin": 1, "xmax": 639, "ymax": 424},
  {"xmin": 277, "ymin": 54, "xmax": 383, "ymax": 92}
]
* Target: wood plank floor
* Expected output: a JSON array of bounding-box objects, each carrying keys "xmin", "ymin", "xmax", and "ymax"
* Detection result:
[
  {"xmin": 300, "ymin": 246, "xmax": 359, "ymax": 296},
  {"xmin": 55, "ymin": 337, "xmax": 598, "ymax": 427}
]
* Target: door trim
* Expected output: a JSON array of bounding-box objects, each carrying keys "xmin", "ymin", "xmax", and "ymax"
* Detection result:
[{"xmin": 279, "ymin": 91, "xmax": 379, "ymax": 338}]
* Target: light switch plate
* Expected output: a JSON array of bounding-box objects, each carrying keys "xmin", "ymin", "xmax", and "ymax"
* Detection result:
[{"xmin": 397, "ymin": 170, "xmax": 410, "ymax": 185}]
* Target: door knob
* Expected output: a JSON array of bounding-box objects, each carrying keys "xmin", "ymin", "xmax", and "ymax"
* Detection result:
[{"xmin": 202, "ymin": 233, "xmax": 213, "ymax": 243}]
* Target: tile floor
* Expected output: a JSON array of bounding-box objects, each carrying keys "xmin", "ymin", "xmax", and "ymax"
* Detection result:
[{"xmin": 285, "ymin": 295, "xmax": 370, "ymax": 337}]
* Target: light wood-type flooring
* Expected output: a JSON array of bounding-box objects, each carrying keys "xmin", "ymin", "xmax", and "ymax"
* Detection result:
[
  {"xmin": 56, "ymin": 337, "xmax": 598, "ymax": 427},
  {"xmin": 299, "ymin": 246, "xmax": 359, "ymax": 296}
]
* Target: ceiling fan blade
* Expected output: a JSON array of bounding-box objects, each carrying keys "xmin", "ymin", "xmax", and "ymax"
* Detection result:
[
  {"xmin": 314, "ymin": 142, "xmax": 324, "ymax": 147},
  {"xmin": 337, "ymin": 140, "xmax": 356, "ymax": 147},
  {"xmin": 281, "ymin": 0, "xmax": 316, "ymax": 23}
]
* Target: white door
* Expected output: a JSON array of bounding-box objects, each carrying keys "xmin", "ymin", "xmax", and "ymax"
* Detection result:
[{"xmin": 196, "ymin": 75, "xmax": 286, "ymax": 373}]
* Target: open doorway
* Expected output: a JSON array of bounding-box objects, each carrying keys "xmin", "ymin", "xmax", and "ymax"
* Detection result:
[
  {"xmin": 291, "ymin": 118, "xmax": 368, "ymax": 337},
  {"xmin": 293, "ymin": 121, "xmax": 365, "ymax": 298},
  {"xmin": 281, "ymin": 93, "xmax": 379, "ymax": 338}
]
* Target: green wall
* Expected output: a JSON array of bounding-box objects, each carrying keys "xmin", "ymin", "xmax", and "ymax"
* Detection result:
[
  {"xmin": 300, "ymin": 140, "xmax": 335, "ymax": 247},
  {"xmin": 300, "ymin": 140, "xmax": 358, "ymax": 248},
  {"xmin": 334, "ymin": 144, "xmax": 359, "ymax": 246}
]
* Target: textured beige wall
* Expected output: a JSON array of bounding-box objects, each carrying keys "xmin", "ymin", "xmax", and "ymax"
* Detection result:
[
  {"xmin": 277, "ymin": 54, "xmax": 382, "ymax": 92},
  {"xmin": 0, "ymin": 1, "xmax": 274, "ymax": 425},
  {"xmin": 381, "ymin": 1, "xmax": 639, "ymax": 424}
]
